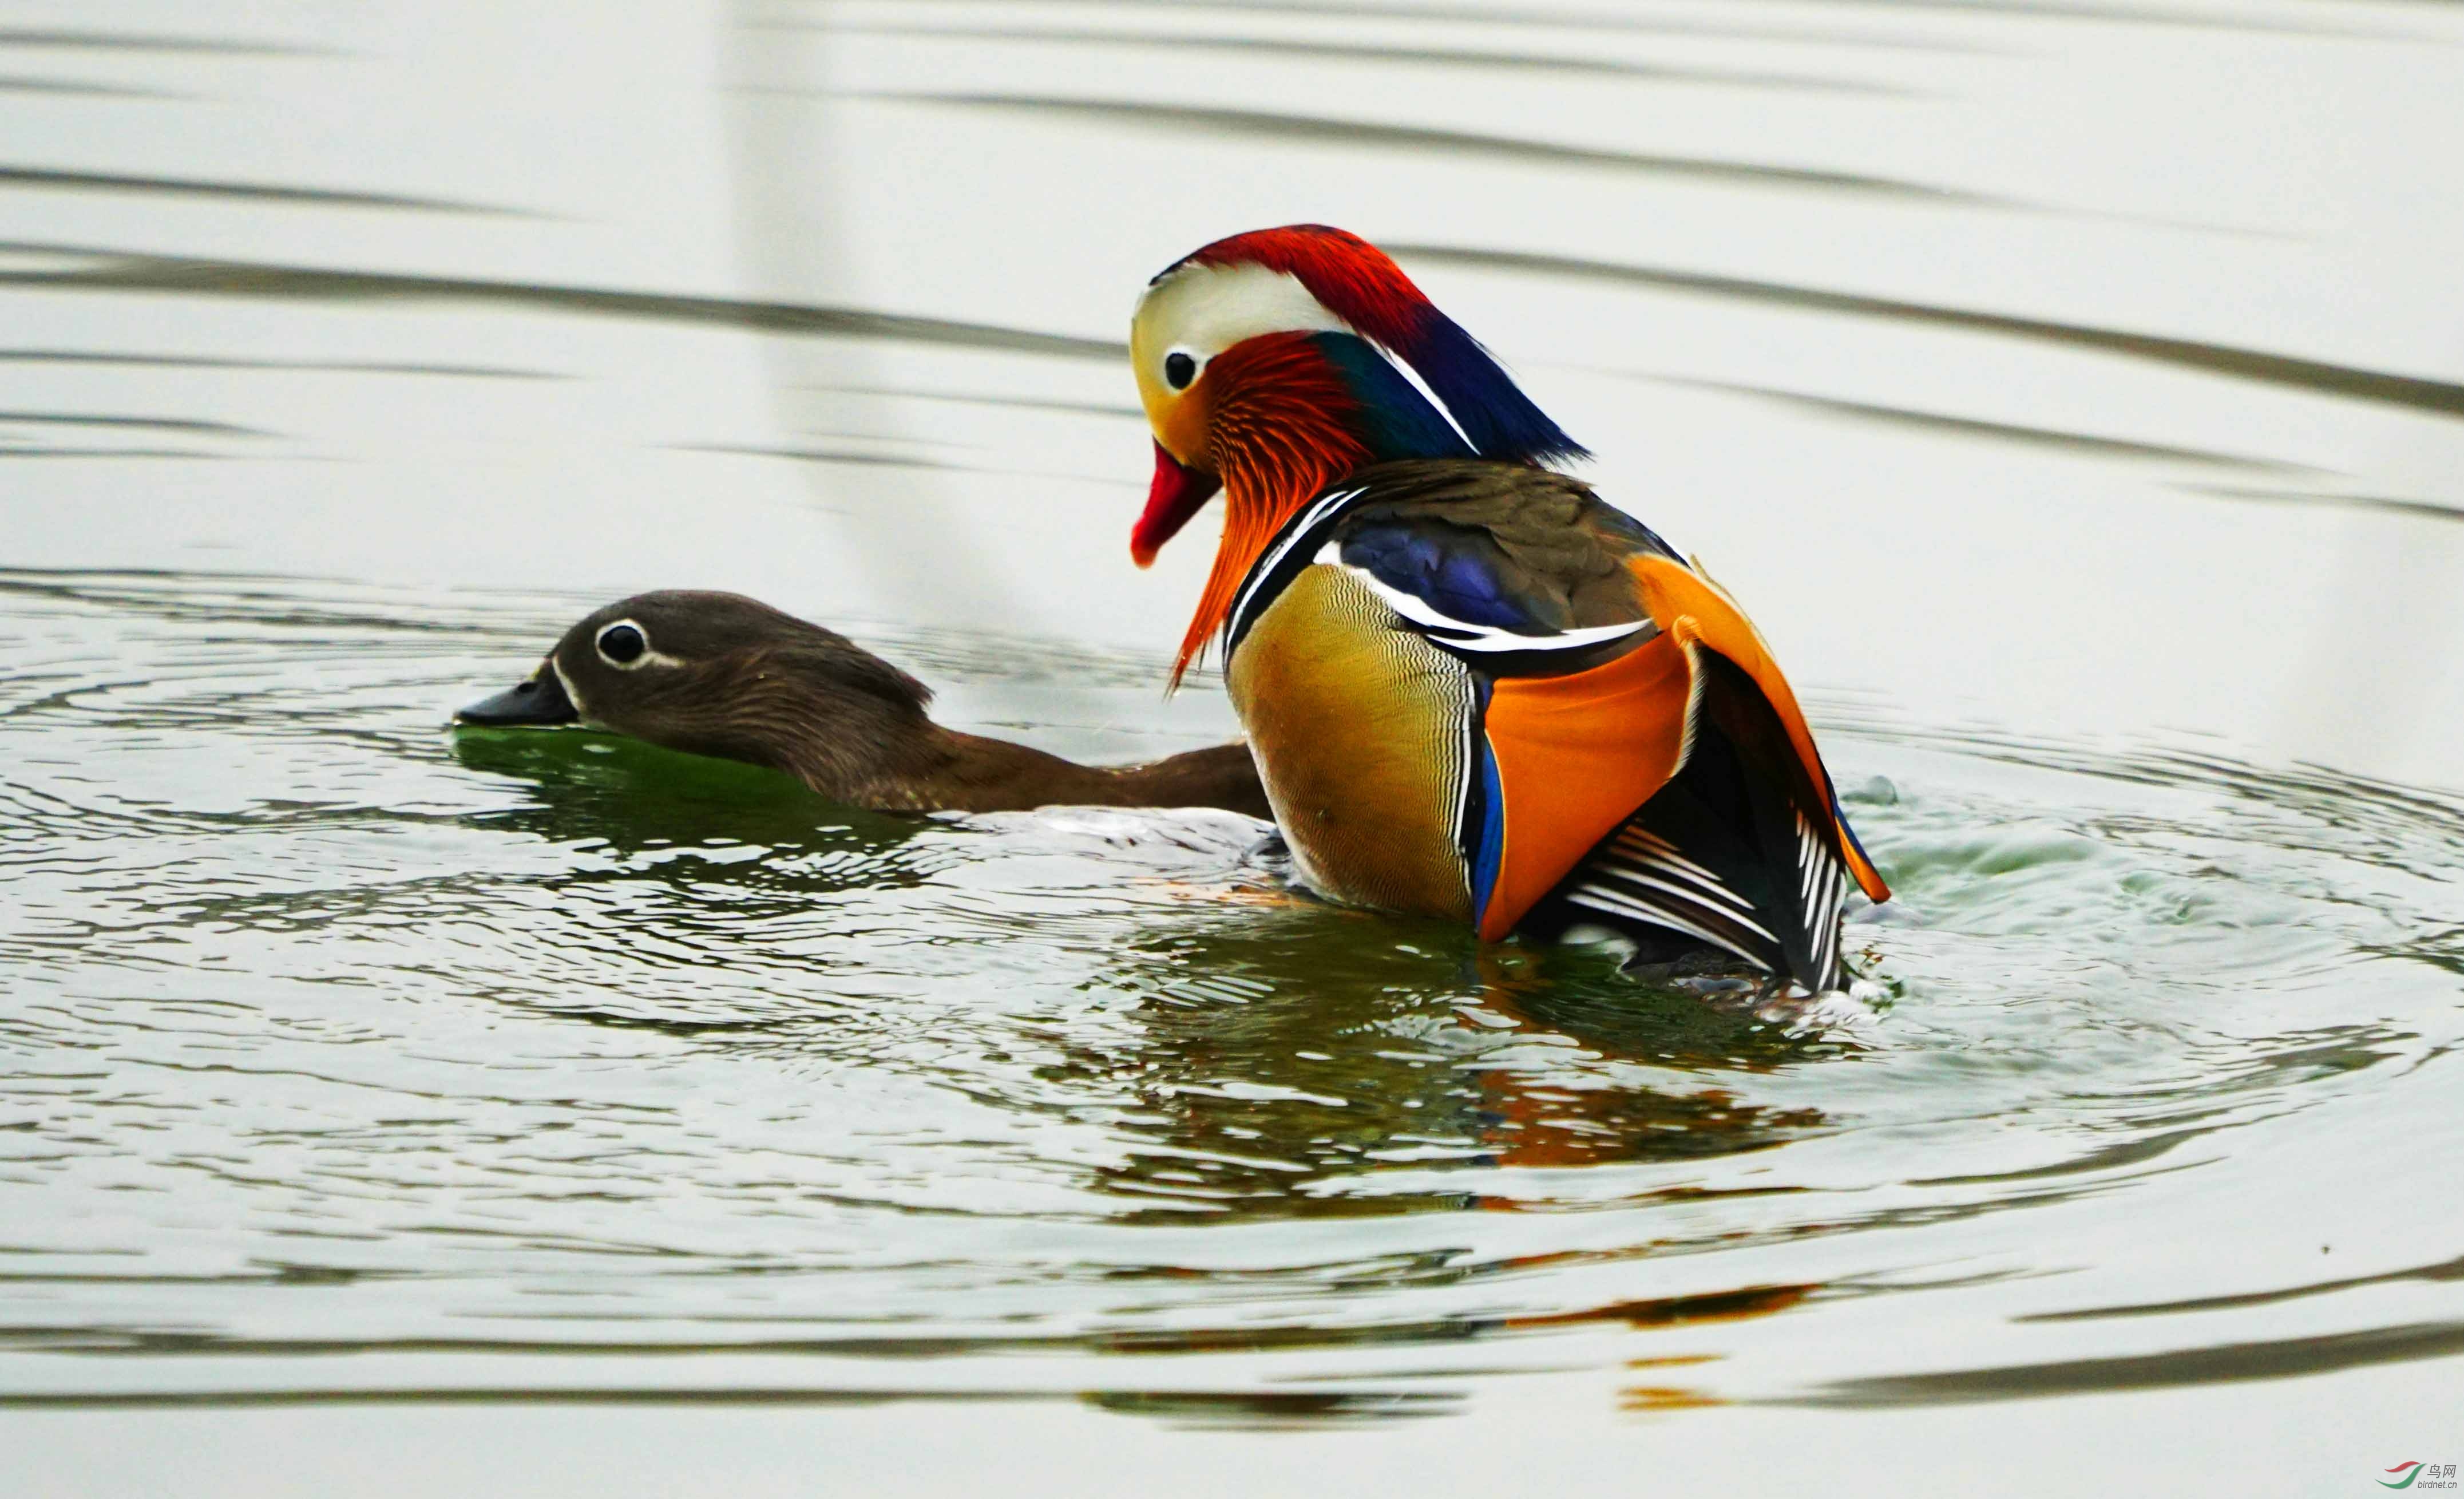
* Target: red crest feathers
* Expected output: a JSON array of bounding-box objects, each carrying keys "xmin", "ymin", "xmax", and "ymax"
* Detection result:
[{"xmin": 1181, "ymin": 225, "xmax": 1436, "ymax": 351}]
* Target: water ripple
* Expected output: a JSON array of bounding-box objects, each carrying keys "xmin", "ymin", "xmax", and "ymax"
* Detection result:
[
  {"xmin": 1392, "ymin": 242, "xmax": 2464, "ymax": 419},
  {"xmin": 806, "ymin": 22, "xmax": 1920, "ymax": 96},
  {"xmin": 857, "ymin": 92, "xmax": 2009, "ymax": 204},
  {"xmin": 0, "ymin": 244, "xmax": 1121, "ymax": 361},
  {"xmin": 0, "ymin": 167, "xmax": 526, "ymax": 216}
]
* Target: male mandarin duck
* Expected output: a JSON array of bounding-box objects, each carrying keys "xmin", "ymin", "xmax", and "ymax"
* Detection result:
[{"xmin": 1127, "ymin": 224, "xmax": 1889, "ymax": 992}]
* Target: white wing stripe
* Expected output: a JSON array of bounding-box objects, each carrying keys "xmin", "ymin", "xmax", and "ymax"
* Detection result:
[
  {"xmin": 1323, "ymin": 545, "xmax": 1654, "ymax": 656},
  {"xmin": 1564, "ymin": 885, "xmax": 1770, "ymax": 971},
  {"xmin": 1232, "ymin": 482, "xmax": 1660, "ymax": 659},
  {"xmin": 1572, "ymin": 869, "xmax": 1778, "ymax": 944},
  {"xmin": 1800, "ymin": 821, "xmax": 1844, "ymax": 989},
  {"xmin": 1595, "ymin": 848, "xmax": 1759, "ymax": 917},
  {"xmin": 1614, "ymin": 829, "xmax": 1730, "ymax": 889}
]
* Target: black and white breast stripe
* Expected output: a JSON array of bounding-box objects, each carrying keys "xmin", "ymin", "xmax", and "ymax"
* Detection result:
[{"xmin": 1223, "ymin": 485, "xmax": 1369, "ymax": 658}]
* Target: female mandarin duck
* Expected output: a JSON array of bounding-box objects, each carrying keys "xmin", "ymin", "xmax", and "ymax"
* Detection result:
[
  {"xmin": 457, "ymin": 591, "xmax": 1269, "ymax": 817},
  {"xmin": 1127, "ymin": 224, "xmax": 1889, "ymax": 992}
]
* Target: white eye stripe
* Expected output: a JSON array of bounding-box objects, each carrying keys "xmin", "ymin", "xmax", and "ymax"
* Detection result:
[
  {"xmin": 1371, "ymin": 341, "xmax": 1475, "ymax": 450},
  {"xmin": 548, "ymin": 655, "xmax": 592, "ymax": 720},
  {"xmin": 1134, "ymin": 261, "xmax": 1351, "ymax": 371},
  {"xmin": 595, "ymin": 618, "xmax": 651, "ymax": 669},
  {"xmin": 593, "ymin": 618, "xmax": 687, "ymax": 671}
]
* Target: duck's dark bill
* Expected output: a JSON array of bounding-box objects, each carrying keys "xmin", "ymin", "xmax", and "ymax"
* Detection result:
[{"xmin": 457, "ymin": 667, "xmax": 577, "ymax": 726}]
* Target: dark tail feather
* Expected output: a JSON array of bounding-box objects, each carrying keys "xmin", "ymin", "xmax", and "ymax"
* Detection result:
[{"xmin": 1532, "ymin": 654, "xmax": 1849, "ymax": 992}]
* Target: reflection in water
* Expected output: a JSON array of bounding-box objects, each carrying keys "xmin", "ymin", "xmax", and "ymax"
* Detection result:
[
  {"xmin": 1063, "ymin": 934, "xmax": 1835, "ymax": 1220},
  {"xmin": 2021, "ymin": 1252, "xmax": 2464, "ymax": 1323},
  {"xmin": 1080, "ymin": 1389, "xmax": 1460, "ymax": 1429},
  {"xmin": 4, "ymin": 571, "xmax": 2459, "ymax": 1433},
  {"xmin": 450, "ymin": 725, "xmax": 934, "ymax": 857},
  {"xmin": 1794, "ymin": 1322, "xmax": 2464, "ymax": 1407},
  {"xmin": 455, "ymin": 723, "xmax": 1842, "ymax": 1215}
]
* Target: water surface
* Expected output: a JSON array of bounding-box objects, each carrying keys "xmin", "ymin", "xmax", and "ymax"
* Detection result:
[{"xmin": 2, "ymin": 2, "xmax": 2461, "ymax": 1493}]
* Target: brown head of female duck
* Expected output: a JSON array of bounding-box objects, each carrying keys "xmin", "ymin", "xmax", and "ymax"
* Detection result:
[{"xmin": 455, "ymin": 591, "xmax": 1268, "ymax": 817}]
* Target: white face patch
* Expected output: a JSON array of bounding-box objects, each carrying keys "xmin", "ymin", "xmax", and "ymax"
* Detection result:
[
  {"xmin": 1133, "ymin": 259, "xmax": 1480, "ymax": 455},
  {"xmin": 1132, "ymin": 260, "xmax": 1353, "ymax": 393}
]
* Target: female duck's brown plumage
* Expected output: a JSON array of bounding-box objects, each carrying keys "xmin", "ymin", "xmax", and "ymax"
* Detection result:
[{"xmin": 455, "ymin": 591, "xmax": 1269, "ymax": 818}]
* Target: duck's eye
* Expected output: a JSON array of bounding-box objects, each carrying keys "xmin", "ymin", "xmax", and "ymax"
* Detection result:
[
  {"xmin": 596, "ymin": 622, "xmax": 648, "ymax": 666},
  {"xmin": 1164, "ymin": 351, "xmax": 1198, "ymax": 391}
]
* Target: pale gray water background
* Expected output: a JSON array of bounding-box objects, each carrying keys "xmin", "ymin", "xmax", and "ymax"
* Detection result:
[{"xmin": 2, "ymin": 2, "xmax": 2462, "ymax": 1494}]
